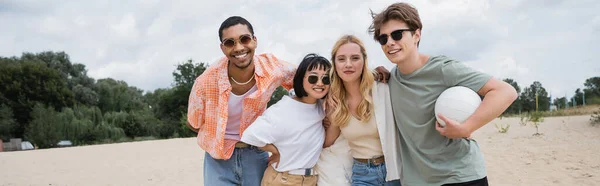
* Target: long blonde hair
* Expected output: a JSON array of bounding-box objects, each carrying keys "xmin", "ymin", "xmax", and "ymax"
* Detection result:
[{"xmin": 326, "ymin": 35, "xmax": 374, "ymax": 127}]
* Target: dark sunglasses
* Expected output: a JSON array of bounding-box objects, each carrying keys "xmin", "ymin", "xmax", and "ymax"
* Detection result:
[
  {"xmin": 377, "ymin": 29, "xmax": 413, "ymax": 45},
  {"xmin": 307, "ymin": 75, "xmax": 330, "ymax": 85},
  {"xmin": 221, "ymin": 34, "xmax": 253, "ymax": 48}
]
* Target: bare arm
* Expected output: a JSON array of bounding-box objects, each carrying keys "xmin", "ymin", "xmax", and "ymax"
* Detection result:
[
  {"xmin": 373, "ymin": 66, "xmax": 390, "ymax": 83},
  {"xmin": 437, "ymin": 78, "xmax": 518, "ymax": 138},
  {"xmin": 259, "ymin": 144, "xmax": 281, "ymax": 168},
  {"xmin": 465, "ymin": 78, "xmax": 518, "ymax": 132},
  {"xmin": 259, "ymin": 144, "xmax": 280, "ymax": 154},
  {"xmin": 323, "ymin": 124, "xmax": 341, "ymax": 148}
]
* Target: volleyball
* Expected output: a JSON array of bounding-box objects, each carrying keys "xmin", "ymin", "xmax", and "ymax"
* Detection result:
[{"xmin": 434, "ymin": 86, "xmax": 482, "ymax": 127}]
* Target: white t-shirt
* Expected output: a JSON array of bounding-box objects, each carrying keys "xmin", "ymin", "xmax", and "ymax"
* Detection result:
[
  {"xmin": 241, "ymin": 96, "xmax": 325, "ymax": 172},
  {"xmin": 225, "ymin": 85, "xmax": 258, "ymax": 141}
]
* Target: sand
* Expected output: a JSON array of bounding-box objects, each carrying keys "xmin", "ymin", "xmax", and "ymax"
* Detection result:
[
  {"xmin": 477, "ymin": 115, "xmax": 600, "ymax": 186},
  {"xmin": 1, "ymin": 115, "xmax": 599, "ymax": 186}
]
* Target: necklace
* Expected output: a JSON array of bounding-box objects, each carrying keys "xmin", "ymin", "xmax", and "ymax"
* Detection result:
[{"xmin": 230, "ymin": 74, "xmax": 255, "ymax": 85}]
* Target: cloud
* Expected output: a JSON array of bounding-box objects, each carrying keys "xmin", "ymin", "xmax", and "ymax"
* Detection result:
[{"xmin": 0, "ymin": 0, "xmax": 598, "ymax": 98}]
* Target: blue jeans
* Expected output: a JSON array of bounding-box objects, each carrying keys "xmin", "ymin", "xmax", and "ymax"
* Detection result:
[
  {"xmin": 351, "ymin": 159, "xmax": 402, "ymax": 186},
  {"xmin": 204, "ymin": 146, "xmax": 269, "ymax": 186}
]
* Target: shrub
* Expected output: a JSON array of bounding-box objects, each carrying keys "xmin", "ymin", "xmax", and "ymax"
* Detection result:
[
  {"xmin": 591, "ymin": 108, "xmax": 600, "ymax": 126},
  {"xmin": 528, "ymin": 111, "xmax": 545, "ymax": 136},
  {"xmin": 495, "ymin": 123, "xmax": 510, "ymax": 133}
]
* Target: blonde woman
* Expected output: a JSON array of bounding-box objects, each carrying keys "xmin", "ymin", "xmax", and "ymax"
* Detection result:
[{"xmin": 319, "ymin": 35, "xmax": 402, "ymax": 186}]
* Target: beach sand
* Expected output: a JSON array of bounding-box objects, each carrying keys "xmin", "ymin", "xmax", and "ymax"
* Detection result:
[{"xmin": 1, "ymin": 115, "xmax": 599, "ymax": 186}]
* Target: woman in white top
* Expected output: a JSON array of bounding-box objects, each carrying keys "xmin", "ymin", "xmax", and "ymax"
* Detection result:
[
  {"xmin": 321, "ymin": 35, "xmax": 402, "ymax": 186},
  {"xmin": 241, "ymin": 53, "xmax": 332, "ymax": 186}
]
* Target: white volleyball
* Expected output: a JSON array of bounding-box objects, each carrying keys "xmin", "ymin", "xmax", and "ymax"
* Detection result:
[{"xmin": 434, "ymin": 86, "xmax": 481, "ymax": 127}]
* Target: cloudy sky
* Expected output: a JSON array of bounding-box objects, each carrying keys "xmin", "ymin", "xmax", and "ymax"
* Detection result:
[{"xmin": 1, "ymin": 0, "xmax": 598, "ymax": 98}]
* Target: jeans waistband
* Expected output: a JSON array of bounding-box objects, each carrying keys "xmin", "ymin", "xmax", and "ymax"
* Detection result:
[{"xmin": 354, "ymin": 156, "xmax": 385, "ymax": 166}]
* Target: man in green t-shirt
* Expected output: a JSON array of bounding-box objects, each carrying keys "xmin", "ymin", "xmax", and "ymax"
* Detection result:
[{"xmin": 368, "ymin": 2, "xmax": 518, "ymax": 186}]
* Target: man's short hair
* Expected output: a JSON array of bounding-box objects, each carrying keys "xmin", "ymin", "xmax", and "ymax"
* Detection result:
[
  {"xmin": 369, "ymin": 3, "xmax": 423, "ymax": 46},
  {"xmin": 218, "ymin": 16, "xmax": 255, "ymax": 42}
]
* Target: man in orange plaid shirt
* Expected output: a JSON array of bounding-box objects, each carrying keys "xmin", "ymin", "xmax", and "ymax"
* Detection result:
[
  {"xmin": 187, "ymin": 16, "xmax": 391, "ymax": 186},
  {"xmin": 187, "ymin": 16, "xmax": 299, "ymax": 186}
]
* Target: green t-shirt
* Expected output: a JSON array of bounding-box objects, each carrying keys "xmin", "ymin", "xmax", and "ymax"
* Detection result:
[{"xmin": 389, "ymin": 55, "xmax": 492, "ymax": 186}]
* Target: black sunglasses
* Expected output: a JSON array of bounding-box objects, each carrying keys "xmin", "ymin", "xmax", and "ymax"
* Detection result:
[
  {"xmin": 377, "ymin": 29, "xmax": 413, "ymax": 45},
  {"xmin": 307, "ymin": 75, "xmax": 330, "ymax": 85},
  {"xmin": 221, "ymin": 34, "xmax": 253, "ymax": 48}
]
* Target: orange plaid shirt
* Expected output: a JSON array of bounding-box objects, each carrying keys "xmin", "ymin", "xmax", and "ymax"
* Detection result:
[{"xmin": 187, "ymin": 53, "xmax": 296, "ymax": 160}]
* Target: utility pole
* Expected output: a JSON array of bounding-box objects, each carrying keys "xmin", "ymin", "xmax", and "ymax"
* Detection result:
[{"xmin": 535, "ymin": 91, "xmax": 539, "ymax": 111}]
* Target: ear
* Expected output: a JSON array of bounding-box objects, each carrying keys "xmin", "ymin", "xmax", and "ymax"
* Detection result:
[
  {"xmin": 413, "ymin": 29, "xmax": 421, "ymax": 46},
  {"xmin": 219, "ymin": 43, "xmax": 226, "ymax": 52}
]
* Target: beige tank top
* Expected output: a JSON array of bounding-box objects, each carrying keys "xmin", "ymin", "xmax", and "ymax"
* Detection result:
[{"xmin": 339, "ymin": 115, "xmax": 384, "ymax": 159}]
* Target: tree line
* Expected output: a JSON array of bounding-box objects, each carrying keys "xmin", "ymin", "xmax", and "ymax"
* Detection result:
[{"xmin": 501, "ymin": 77, "xmax": 600, "ymax": 115}]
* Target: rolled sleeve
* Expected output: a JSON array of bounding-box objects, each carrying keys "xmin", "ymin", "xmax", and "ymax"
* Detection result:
[
  {"xmin": 187, "ymin": 79, "xmax": 204, "ymax": 129},
  {"xmin": 240, "ymin": 115, "xmax": 276, "ymax": 147},
  {"xmin": 266, "ymin": 53, "xmax": 296, "ymax": 90},
  {"xmin": 279, "ymin": 61, "xmax": 296, "ymax": 91}
]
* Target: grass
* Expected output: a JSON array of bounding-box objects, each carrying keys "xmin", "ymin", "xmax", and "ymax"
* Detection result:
[
  {"xmin": 504, "ymin": 105, "xmax": 600, "ymax": 118},
  {"xmin": 543, "ymin": 105, "xmax": 600, "ymax": 117}
]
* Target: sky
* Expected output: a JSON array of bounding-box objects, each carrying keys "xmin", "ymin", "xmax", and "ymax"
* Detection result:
[{"xmin": 1, "ymin": 0, "xmax": 599, "ymax": 99}]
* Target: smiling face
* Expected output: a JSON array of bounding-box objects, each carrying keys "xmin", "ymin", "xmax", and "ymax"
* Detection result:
[
  {"xmin": 302, "ymin": 67, "xmax": 331, "ymax": 102},
  {"xmin": 379, "ymin": 19, "xmax": 420, "ymax": 65},
  {"xmin": 219, "ymin": 24, "xmax": 257, "ymax": 69},
  {"xmin": 334, "ymin": 43, "xmax": 365, "ymax": 84}
]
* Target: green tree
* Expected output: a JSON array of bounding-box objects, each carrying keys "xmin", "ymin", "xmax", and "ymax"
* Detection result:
[
  {"xmin": 95, "ymin": 78, "xmax": 145, "ymax": 113},
  {"xmin": 69, "ymin": 63, "xmax": 96, "ymax": 88},
  {"xmin": 24, "ymin": 103, "xmax": 61, "ymax": 148},
  {"xmin": 553, "ymin": 97, "xmax": 567, "ymax": 109},
  {"xmin": 126, "ymin": 109, "xmax": 160, "ymax": 137},
  {"xmin": 268, "ymin": 86, "xmax": 289, "ymax": 107},
  {"xmin": 0, "ymin": 58, "xmax": 74, "ymax": 138},
  {"xmin": 156, "ymin": 87, "xmax": 190, "ymax": 137},
  {"xmin": 173, "ymin": 59, "xmax": 208, "ymax": 89},
  {"xmin": 583, "ymin": 77, "xmax": 600, "ymax": 104},
  {"xmin": 0, "ymin": 104, "xmax": 17, "ymax": 141},
  {"xmin": 521, "ymin": 81, "xmax": 550, "ymax": 112},
  {"xmin": 22, "ymin": 51, "xmax": 74, "ymax": 79},
  {"xmin": 154, "ymin": 60, "xmax": 208, "ymax": 138},
  {"xmin": 73, "ymin": 84, "xmax": 99, "ymax": 106},
  {"xmin": 584, "ymin": 77, "xmax": 600, "ymax": 96},
  {"xmin": 573, "ymin": 88, "xmax": 584, "ymax": 106}
]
